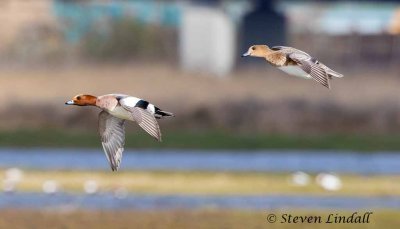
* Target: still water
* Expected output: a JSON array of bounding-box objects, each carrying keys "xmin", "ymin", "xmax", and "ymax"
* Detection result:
[
  {"xmin": 0, "ymin": 148, "xmax": 399, "ymax": 174},
  {"xmin": 1, "ymin": 193, "xmax": 400, "ymax": 210}
]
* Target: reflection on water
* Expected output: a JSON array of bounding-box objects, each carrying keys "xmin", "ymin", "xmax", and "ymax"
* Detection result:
[
  {"xmin": 0, "ymin": 148, "xmax": 399, "ymax": 174},
  {"xmin": 1, "ymin": 193, "xmax": 400, "ymax": 210}
]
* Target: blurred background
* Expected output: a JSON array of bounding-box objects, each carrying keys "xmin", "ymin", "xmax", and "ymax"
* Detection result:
[{"xmin": 0, "ymin": 0, "xmax": 400, "ymax": 228}]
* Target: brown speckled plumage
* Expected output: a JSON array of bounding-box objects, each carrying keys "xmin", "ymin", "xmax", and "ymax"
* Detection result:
[{"xmin": 242, "ymin": 45, "xmax": 343, "ymax": 89}]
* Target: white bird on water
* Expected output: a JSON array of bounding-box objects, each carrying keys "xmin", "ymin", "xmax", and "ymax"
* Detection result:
[
  {"xmin": 316, "ymin": 173, "xmax": 342, "ymax": 191},
  {"xmin": 42, "ymin": 180, "xmax": 59, "ymax": 194},
  {"xmin": 83, "ymin": 180, "xmax": 99, "ymax": 195}
]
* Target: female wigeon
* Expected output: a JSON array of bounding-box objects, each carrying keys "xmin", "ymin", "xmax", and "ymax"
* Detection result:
[
  {"xmin": 65, "ymin": 94, "xmax": 174, "ymax": 171},
  {"xmin": 242, "ymin": 45, "xmax": 343, "ymax": 89}
]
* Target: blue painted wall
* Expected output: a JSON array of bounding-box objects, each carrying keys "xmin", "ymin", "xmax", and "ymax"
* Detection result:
[{"xmin": 53, "ymin": 0, "xmax": 181, "ymax": 43}]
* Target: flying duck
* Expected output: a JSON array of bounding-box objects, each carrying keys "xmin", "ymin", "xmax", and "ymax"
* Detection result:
[
  {"xmin": 242, "ymin": 45, "xmax": 343, "ymax": 89},
  {"xmin": 66, "ymin": 94, "xmax": 174, "ymax": 171}
]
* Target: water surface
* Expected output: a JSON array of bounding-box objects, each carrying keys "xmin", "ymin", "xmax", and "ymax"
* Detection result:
[
  {"xmin": 0, "ymin": 148, "xmax": 399, "ymax": 174},
  {"xmin": 1, "ymin": 193, "xmax": 400, "ymax": 210}
]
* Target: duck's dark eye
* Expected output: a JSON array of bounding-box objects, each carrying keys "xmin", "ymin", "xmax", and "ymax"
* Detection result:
[
  {"xmin": 251, "ymin": 46, "xmax": 256, "ymax": 50},
  {"xmin": 77, "ymin": 96, "xmax": 81, "ymax": 100}
]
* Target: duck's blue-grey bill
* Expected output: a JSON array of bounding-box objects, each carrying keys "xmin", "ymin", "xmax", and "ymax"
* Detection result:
[
  {"xmin": 241, "ymin": 52, "xmax": 250, "ymax": 57},
  {"xmin": 65, "ymin": 100, "xmax": 74, "ymax": 105}
]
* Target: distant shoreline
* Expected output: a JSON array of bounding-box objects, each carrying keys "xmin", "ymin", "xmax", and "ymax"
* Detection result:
[
  {"xmin": 0, "ymin": 129, "xmax": 399, "ymax": 151},
  {"xmin": 1, "ymin": 169, "xmax": 399, "ymax": 196}
]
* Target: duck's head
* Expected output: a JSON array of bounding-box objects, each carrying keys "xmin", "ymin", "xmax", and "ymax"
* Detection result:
[
  {"xmin": 242, "ymin": 45, "xmax": 271, "ymax": 58},
  {"xmin": 65, "ymin": 94, "xmax": 97, "ymax": 106}
]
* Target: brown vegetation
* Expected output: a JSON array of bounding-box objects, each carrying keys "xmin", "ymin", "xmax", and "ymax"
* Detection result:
[
  {"xmin": 0, "ymin": 209, "xmax": 399, "ymax": 229},
  {"xmin": 0, "ymin": 64, "xmax": 399, "ymax": 134}
]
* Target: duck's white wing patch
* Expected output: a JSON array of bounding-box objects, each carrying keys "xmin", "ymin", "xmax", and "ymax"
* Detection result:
[
  {"xmin": 119, "ymin": 96, "xmax": 141, "ymax": 109},
  {"xmin": 288, "ymin": 53, "xmax": 330, "ymax": 89},
  {"xmin": 119, "ymin": 97, "xmax": 162, "ymax": 141},
  {"xmin": 98, "ymin": 111, "xmax": 125, "ymax": 171}
]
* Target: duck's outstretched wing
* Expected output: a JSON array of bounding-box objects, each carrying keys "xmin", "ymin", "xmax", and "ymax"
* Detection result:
[
  {"xmin": 120, "ymin": 99, "xmax": 162, "ymax": 142},
  {"xmin": 131, "ymin": 107, "xmax": 162, "ymax": 141},
  {"xmin": 273, "ymin": 46, "xmax": 332, "ymax": 88},
  {"xmin": 288, "ymin": 52, "xmax": 330, "ymax": 89},
  {"xmin": 98, "ymin": 111, "xmax": 125, "ymax": 171},
  {"xmin": 272, "ymin": 46, "xmax": 310, "ymax": 56}
]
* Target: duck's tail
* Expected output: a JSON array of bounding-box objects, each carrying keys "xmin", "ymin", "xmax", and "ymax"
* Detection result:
[
  {"xmin": 154, "ymin": 107, "xmax": 174, "ymax": 119},
  {"xmin": 327, "ymin": 69, "xmax": 344, "ymax": 78}
]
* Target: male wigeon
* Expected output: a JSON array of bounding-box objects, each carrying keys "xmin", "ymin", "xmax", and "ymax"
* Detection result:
[
  {"xmin": 242, "ymin": 45, "xmax": 343, "ymax": 89},
  {"xmin": 66, "ymin": 94, "xmax": 174, "ymax": 171}
]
